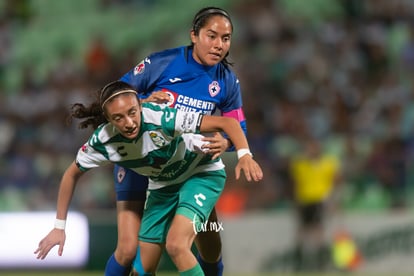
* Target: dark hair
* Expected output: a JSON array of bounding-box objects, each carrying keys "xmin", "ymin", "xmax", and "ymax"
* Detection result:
[
  {"xmin": 192, "ymin": 7, "xmax": 233, "ymax": 33},
  {"xmin": 191, "ymin": 6, "xmax": 234, "ymax": 67},
  {"xmin": 70, "ymin": 80, "xmax": 137, "ymax": 129}
]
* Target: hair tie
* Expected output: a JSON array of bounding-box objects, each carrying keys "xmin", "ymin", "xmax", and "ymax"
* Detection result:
[
  {"xmin": 101, "ymin": 89, "xmax": 137, "ymax": 109},
  {"xmin": 193, "ymin": 8, "xmax": 230, "ymax": 29}
]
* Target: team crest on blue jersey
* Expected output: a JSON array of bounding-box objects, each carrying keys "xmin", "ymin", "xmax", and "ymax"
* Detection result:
[
  {"xmin": 209, "ymin": 81, "xmax": 221, "ymax": 97},
  {"xmin": 117, "ymin": 166, "xmax": 126, "ymax": 183},
  {"xmin": 149, "ymin": 131, "xmax": 167, "ymax": 147},
  {"xmin": 133, "ymin": 60, "xmax": 145, "ymax": 75}
]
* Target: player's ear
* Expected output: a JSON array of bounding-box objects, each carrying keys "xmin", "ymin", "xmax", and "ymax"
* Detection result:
[{"xmin": 190, "ymin": 29, "xmax": 197, "ymax": 43}]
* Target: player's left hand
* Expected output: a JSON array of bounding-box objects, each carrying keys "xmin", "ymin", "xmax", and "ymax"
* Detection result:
[
  {"xmin": 201, "ymin": 132, "xmax": 229, "ymax": 160},
  {"xmin": 235, "ymin": 154, "xmax": 263, "ymax": 182},
  {"xmin": 34, "ymin": 228, "xmax": 66, "ymax": 260}
]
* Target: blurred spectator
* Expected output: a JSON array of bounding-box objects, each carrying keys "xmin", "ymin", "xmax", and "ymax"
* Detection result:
[
  {"xmin": 288, "ymin": 137, "xmax": 342, "ymax": 271},
  {"xmin": 84, "ymin": 35, "xmax": 112, "ymax": 85},
  {"xmin": 2, "ymin": 0, "xmax": 414, "ymax": 214},
  {"xmin": 365, "ymin": 135, "xmax": 407, "ymax": 209},
  {"xmin": 0, "ymin": 17, "xmax": 12, "ymax": 90},
  {"xmin": 3, "ymin": 0, "xmax": 32, "ymax": 24}
]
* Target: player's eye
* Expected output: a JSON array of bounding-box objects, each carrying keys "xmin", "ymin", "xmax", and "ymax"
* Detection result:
[{"xmin": 112, "ymin": 115, "xmax": 122, "ymax": 122}]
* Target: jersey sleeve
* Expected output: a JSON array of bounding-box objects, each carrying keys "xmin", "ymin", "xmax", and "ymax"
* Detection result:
[
  {"xmin": 172, "ymin": 108, "xmax": 203, "ymax": 135},
  {"xmin": 119, "ymin": 49, "xmax": 179, "ymax": 97},
  {"xmin": 218, "ymin": 70, "xmax": 247, "ymax": 150},
  {"xmin": 75, "ymin": 141, "xmax": 110, "ymax": 172},
  {"xmin": 143, "ymin": 103, "xmax": 203, "ymax": 136},
  {"xmin": 219, "ymin": 72, "xmax": 246, "ymax": 127}
]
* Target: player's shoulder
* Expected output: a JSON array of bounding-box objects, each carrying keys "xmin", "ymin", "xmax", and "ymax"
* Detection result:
[
  {"xmin": 89, "ymin": 123, "xmax": 119, "ymax": 145},
  {"xmin": 217, "ymin": 61, "xmax": 238, "ymax": 78},
  {"xmin": 149, "ymin": 46, "xmax": 184, "ymax": 60},
  {"xmin": 216, "ymin": 62, "xmax": 239, "ymax": 88},
  {"xmin": 141, "ymin": 103, "xmax": 178, "ymax": 128}
]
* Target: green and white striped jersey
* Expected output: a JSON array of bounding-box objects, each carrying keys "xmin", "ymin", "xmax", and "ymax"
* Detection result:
[{"xmin": 76, "ymin": 103, "xmax": 224, "ymax": 189}]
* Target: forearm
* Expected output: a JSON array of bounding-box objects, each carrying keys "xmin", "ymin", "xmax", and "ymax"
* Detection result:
[
  {"xmin": 201, "ymin": 116, "xmax": 263, "ymax": 182},
  {"xmin": 223, "ymin": 120, "xmax": 249, "ymax": 151},
  {"xmin": 200, "ymin": 116, "xmax": 249, "ymax": 150},
  {"xmin": 222, "ymin": 108, "xmax": 247, "ymax": 151},
  {"xmin": 55, "ymin": 162, "xmax": 83, "ymax": 220}
]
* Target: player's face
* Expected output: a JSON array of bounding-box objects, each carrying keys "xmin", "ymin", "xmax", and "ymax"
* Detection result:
[
  {"xmin": 104, "ymin": 94, "xmax": 141, "ymax": 139},
  {"xmin": 191, "ymin": 15, "xmax": 232, "ymax": 66}
]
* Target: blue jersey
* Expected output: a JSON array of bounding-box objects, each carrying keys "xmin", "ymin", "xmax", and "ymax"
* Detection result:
[
  {"xmin": 113, "ymin": 46, "xmax": 247, "ymax": 199},
  {"xmin": 120, "ymin": 46, "xmax": 247, "ymax": 135}
]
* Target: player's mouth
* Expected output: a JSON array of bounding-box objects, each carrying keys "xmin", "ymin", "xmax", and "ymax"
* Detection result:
[
  {"xmin": 209, "ymin": 52, "xmax": 222, "ymax": 60},
  {"xmin": 124, "ymin": 127, "xmax": 138, "ymax": 137}
]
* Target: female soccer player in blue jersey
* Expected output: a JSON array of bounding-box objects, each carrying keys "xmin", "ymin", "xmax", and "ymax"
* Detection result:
[
  {"xmin": 34, "ymin": 81, "xmax": 262, "ymax": 276},
  {"xmin": 106, "ymin": 6, "xmax": 247, "ymax": 276}
]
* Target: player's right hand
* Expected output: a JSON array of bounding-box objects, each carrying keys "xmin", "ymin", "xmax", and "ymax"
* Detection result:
[
  {"xmin": 235, "ymin": 154, "xmax": 263, "ymax": 182},
  {"xmin": 34, "ymin": 228, "xmax": 66, "ymax": 259},
  {"xmin": 141, "ymin": 90, "xmax": 171, "ymax": 104},
  {"xmin": 201, "ymin": 132, "xmax": 228, "ymax": 160}
]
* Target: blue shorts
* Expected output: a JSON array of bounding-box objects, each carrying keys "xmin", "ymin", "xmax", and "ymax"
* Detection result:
[{"xmin": 114, "ymin": 165, "xmax": 149, "ymax": 201}]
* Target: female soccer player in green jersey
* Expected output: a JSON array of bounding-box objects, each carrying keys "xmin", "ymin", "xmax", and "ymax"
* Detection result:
[{"xmin": 35, "ymin": 80, "xmax": 263, "ymax": 276}]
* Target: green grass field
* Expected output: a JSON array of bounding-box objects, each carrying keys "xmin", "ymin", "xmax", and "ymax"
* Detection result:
[
  {"xmin": 0, "ymin": 272, "xmax": 355, "ymax": 276},
  {"xmin": 0, "ymin": 273, "xmax": 352, "ymax": 276},
  {"xmin": 0, "ymin": 271, "xmax": 278, "ymax": 276},
  {"xmin": 1, "ymin": 272, "xmax": 413, "ymax": 276}
]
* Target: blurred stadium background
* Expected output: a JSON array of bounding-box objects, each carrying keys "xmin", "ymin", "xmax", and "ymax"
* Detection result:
[{"xmin": 1, "ymin": 0, "xmax": 414, "ymax": 275}]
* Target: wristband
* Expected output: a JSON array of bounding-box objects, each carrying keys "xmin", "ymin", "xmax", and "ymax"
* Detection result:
[
  {"xmin": 237, "ymin": 148, "xmax": 252, "ymax": 159},
  {"xmin": 54, "ymin": 219, "xmax": 66, "ymax": 230}
]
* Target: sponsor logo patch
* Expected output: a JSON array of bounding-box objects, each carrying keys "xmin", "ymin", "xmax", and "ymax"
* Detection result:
[
  {"xmin": 133, "ymin": 61, "xmax": 145, "ymax": 75},
  {"xmin": 81, "ymin": 144, "xmax": 89, "ymax": 153},
  {"xmin": 169, "ymin": 77, "xmax": 182, "ymax": 83}
]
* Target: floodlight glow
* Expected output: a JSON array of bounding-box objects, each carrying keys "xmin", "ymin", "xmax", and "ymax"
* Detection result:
[{"xmin": 0, "ymin": 211, "xmax": 89, "ymax": 268}]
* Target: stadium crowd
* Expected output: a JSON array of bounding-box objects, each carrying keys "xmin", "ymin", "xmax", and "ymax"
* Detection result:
[{"xmin": 1, "ymin": 0, "xmax": 414, "ymax": 213}]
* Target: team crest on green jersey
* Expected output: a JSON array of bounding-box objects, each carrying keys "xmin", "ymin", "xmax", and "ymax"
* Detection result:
[{"xmin": 149, "ymin": 131, "xmax": 166, "ymax": 147}]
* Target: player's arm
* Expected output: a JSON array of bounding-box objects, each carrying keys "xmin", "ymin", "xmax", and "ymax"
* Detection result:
[
  {"xmin": 34, "ymin": 161, "xmax": 84, "ymax": 259},
  {"xmin": 221, "ymin": 108, "xmax": 247, "ymax": 147},
  {"xmin": 201, "ymin": 79, "xmax": 246, "ymax": 158},
  {"xmin": 199, "ymin": 115, "xmax": 263, "ymax": 182},
  {"xmin": 219, "ymin": 74, "xmax": 247, "ymax": 151},
  {"xmin": 202, "ymin": 106, "xmax": 246, "ymax": 159},
  {"xmin": 120, "ymin": 49, "xmax": 177, "ymax": 97},
  {"xmin": 55, "ymin": 161, "xmax": 84, "ymax": 223}
]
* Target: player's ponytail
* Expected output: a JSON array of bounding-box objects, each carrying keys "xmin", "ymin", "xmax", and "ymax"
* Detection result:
[{"xmin": 70, "ymin": 100, "xmax": 104, "ymax": 130}]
